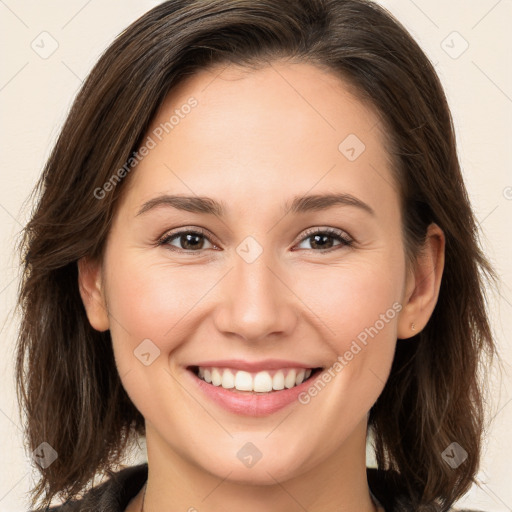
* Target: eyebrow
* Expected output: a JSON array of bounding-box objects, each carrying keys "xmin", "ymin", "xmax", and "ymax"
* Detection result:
[{"xmin": 136, "ymin": 192, "xmax": 375, "ymax": 217}]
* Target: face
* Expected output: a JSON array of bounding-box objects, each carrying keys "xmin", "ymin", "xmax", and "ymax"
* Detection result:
[{"xmin": 80, "ymin": 60, "xmax": 429, "ymax": 485}]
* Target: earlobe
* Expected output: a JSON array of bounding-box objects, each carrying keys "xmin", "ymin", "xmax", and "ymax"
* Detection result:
[
  {"xmin": 77, "ymin": 256, "xmax": 110, "ymax": 332},
  {"xmin": 397, "ymin": 223, "xmax": 445, "ymax": 339}
]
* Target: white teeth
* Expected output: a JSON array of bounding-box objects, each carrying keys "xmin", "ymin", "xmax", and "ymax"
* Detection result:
[
  {"xmin": 221, "ymin": 369, "xmax": 235, "ymax": 389},
  {"xmin": 272, "ymin": 370, "xmax": 285, "ymax": 390},
  {"xmin": 284, "ymin": 369, "xmax": 297, "ymax": 389},
  {"xmin": 234, "ymin": 370, "xmax": 253, "ymax": 391},
  {"xmin": 211, "ymin": 368, "xmax": 222, "ymax": 386},
  {"xmin": 254, "ymin": 371, "xmax": 273, "ymax": 392},
  {"xmin": 196, "ymin": 367, "xmax": 315, "ymax": 392}
]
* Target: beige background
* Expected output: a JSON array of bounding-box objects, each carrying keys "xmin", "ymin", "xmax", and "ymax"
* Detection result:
[{"xmin": 1, "ymin": 0, "xmax": 511, "ymax": 510}]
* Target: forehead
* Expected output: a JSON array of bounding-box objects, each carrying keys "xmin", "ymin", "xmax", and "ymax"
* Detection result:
[{"xmin": 119, "ymin": 60, "xmax": 398, "ymax": 220}]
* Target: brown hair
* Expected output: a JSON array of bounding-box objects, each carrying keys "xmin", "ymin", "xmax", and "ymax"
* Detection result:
[{"xmin": 15, "ymin": 0, "xmax": 497, "ymax": 510}]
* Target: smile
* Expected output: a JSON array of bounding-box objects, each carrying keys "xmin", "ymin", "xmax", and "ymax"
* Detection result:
[
  {"xmin": 185, "ymin": 363, "xmax": 324, "ymax": 416},
  {"xmin": 192, "ymin": 366, "xmax": 317, "ymax": 392}
]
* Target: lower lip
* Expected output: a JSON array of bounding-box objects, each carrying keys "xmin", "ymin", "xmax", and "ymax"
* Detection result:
[{"xmin": 185, "ymin": 368, "xmax": 321, "ymax": 417}]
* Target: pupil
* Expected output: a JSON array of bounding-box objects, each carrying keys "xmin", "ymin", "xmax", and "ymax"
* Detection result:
[
  {"xmin": 182, "ymin": 233, "xmax": 202, "ymax": 250},
  {"xmin": 311, "ymin": 234, "xmax": 333, "ymax": 250}
]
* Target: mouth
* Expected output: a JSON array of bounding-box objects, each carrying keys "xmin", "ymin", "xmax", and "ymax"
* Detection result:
[{"xmin": 187, "ymin": 365, "xmax": 324, "ymax": 394}]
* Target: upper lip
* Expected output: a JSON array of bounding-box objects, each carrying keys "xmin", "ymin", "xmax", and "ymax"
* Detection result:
[{"xmin": 187, "ymin": 359, "xmax": 322, "ymax": 372}]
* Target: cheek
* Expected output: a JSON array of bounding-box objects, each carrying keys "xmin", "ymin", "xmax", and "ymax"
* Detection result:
[
  {"xmin": 296, "ymin": 253, "xmax": 404, "ymax": 347},
  {"xmin": 103, "ymin": 251, "xmax": 212, "ymax": 418},
  {"xmin": 292, "ymin": 250, "xmax": 405, "ymax": 409},
  {"xmin": 105, "ymin": 257, "xmax": 208, "ymax": 350},
  {"xmin": 285, "ymin": 259, "xmax": 403, "ymax": 459}
]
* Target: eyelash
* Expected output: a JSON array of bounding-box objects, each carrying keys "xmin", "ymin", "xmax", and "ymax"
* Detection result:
[{"xmin": 156, "ymin": 226, "xmax": 354, "ymax": 254}]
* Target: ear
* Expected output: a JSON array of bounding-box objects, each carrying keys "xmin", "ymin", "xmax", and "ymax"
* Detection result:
[
  {"xmin": 77, "ymin": 256, "xmax": 110, "ymax": 332},
  {"xmin": 397, "ymin": 223, "xmax": 445, "ymax": 339}
]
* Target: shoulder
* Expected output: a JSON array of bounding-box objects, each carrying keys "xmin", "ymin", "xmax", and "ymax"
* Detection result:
[
  {"xmin": 366, "ymin": 467, "xmax": 486, "ymax": 512},
  {"xmin": 31, "ymin": 463, "xmax": 148, "ymax": 512}
]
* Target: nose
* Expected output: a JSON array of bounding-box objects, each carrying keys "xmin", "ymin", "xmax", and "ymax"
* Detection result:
[{"xmin": 212, "ymin": 251, "xmax": 299, "ymax": 343}]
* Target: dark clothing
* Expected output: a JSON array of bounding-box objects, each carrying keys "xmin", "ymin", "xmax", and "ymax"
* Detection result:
[{"xmin": 36, "ymin": 463, "xmax": 484, "ymax": 512}]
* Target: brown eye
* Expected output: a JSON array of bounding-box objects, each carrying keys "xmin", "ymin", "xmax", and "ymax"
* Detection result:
[
  {"xmin": 295, "ymin": 227, "xmax": 353, "ymax": 252},
  {"xmin": 158, "ymin": 229, "xmax": 215, "ymax": 252}
]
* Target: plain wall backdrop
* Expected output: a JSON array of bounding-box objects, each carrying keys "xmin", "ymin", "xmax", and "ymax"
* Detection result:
[{"xmin": 1, "ymin": 1, "xmax": 511, "ymax": 510}]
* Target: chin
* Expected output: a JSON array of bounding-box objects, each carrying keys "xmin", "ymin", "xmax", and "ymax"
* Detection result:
[{"xmin": 190, "ymin": 440, "xmax": 315, "ymax": 485}]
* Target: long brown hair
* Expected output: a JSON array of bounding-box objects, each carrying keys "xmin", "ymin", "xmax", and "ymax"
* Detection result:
[{"xmin": 15, "ymin": 0, "xmax": 497, "ymax": 510}]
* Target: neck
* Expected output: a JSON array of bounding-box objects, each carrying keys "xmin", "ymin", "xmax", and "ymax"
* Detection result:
[{"xmin": 141, "ymin": 418, "xmax": 378, "ymax": 512}]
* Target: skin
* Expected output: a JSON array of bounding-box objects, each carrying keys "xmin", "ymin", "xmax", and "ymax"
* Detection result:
[{"xmin": 78, "ymin": 60, "xmax": 445, "ymax": 512}]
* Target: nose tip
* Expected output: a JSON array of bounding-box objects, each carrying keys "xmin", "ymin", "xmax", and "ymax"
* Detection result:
[{"xmin": 212, "ymin": 259, "xmax": 298, "ymax": 343}]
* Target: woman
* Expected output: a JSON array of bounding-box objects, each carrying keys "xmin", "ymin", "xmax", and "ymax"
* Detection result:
[{"xmin": 16, "ymin": 0, "xmax": 497, "ymax": 511}]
